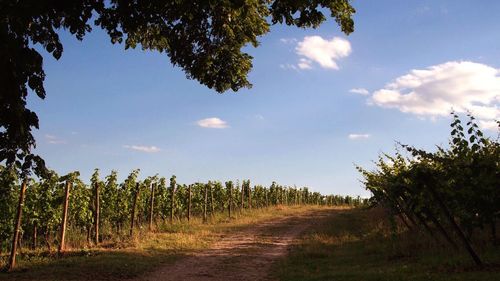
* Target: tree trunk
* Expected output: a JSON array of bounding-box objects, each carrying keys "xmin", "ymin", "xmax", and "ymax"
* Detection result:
[
  {"xmin": 130, "ymin": 183, "xmax": 140, "ymax": 237},
  {"xmin": 94, "ymin": 182, "xmax": 100, "ymax": 245},
  {"xmin": 8, "ymin": 179, "xmax": 27, "ymax": 271},
  {"xmin": 58, "ymin": 180, "xmax": 71, "ymax": 254},
  {"xmin": 149, "ymin": 183, "xmax": 155, "ymax": 231}
]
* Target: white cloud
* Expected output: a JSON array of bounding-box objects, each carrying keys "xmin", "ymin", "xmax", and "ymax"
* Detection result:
[
  {"xmin": 369, "ymin": 61, "xmax": 500, "ymax": 130},
  {"xmin": 295, "ymin": 36, "xmax": 351, "ymax": 70},
  {"xmin": 123, "ymin": 145, "xmax": 161, "ymax": 153},
  {"xmin": 479, "ymin": 120, "xmax": 499, "ymax": 131},
  {"xmin": 196, "ymin": 117, "xmax": 229, "ymax": 129},
  {"xmin": 45, "ymin": 134, "xmax": 66, "ymax": 144},
  {"xmin": 348, "ymin": 134, "xmax": 371, "ymax": 140},
  {"xmin": 349, "ymin": 88, "xmax": 370, "ymax": 95}
]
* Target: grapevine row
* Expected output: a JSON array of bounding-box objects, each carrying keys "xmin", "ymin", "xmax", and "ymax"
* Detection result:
[
  {"xmin": 357, "ymin": 113, "xmax": 499, "ymax": 267},
  {"xmin": 0, "ymin": 170, "xmax": 364, "ymax": 270}
]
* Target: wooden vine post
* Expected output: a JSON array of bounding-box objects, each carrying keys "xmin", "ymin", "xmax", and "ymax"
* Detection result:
[
  {"xmin": 226, "ymin": 181, "xmax": 233, "ymax": 219},
  {"xmin": 32, "ymin": 222, "xmax": 37, "ymax": 250},
  {"xmin": 58, "ymin": 180, "xmax": 72, "ymax": 253},
  {"xmin": 203, "ymin": 183, "xmax": 208, "ymax": 223},
  {"xmin": 285, "ymin": 188, "xmax": 288, "ymax": 206},
  {"xmin": 247, "ymin": 181, "xmax": 252, "ymax": 209},
  {"xmin": 94, "ymin": 182, "xmax": 100, "ymax": 245},
  {"xmin": 149, "ymin": 183, "xmax": 155, "ymax": 231},
  {"xmin": 170, "ymin": 176, "xmax": 176, "ymax": 223},
  {"xmin": 425, "ymin": 182, "xmax": 483, "ymax": 267},
  {"xmin": 8, "ymin": 179, "xmax": 28, "ymax": 271},
  {"xmin": 187, "ymin": 184, "xmax": 192, "ymax": 222},
  {"xmin": 210, "ymin": 183, "xmax": 215, "ymax": 217},
  {"xmin": 240, "ymin": 183, "xmax": 244, "ymax": 212},
  {"xmin": 130, "ymin": 182, "xmax": 140, "ymax": 237},
  {"xmin": 265, "ymin": 189, "xmax": 269, "ymax": 207}
]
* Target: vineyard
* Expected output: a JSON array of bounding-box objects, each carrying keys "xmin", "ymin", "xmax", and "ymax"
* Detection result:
[
  {"xmin": 357, "ymin": 113, "xmax": 499, "ymax": 267},
  {"xmin": 0, "ymin": 113, "xmax": 498, "ymax": 279},
  {"xmin": 0, "ymin": 168, "xmax": 363, "ymax": 271}
]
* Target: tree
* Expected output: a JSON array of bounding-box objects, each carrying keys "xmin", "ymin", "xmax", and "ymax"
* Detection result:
[{"xmin": 0, "ymin": 0, "xmax": 355, "ymax": 174}]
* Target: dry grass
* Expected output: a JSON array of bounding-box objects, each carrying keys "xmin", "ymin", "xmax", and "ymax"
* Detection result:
[{"xmin": 0, "ymin": 205, "xmax": 324, "ymax": 280}]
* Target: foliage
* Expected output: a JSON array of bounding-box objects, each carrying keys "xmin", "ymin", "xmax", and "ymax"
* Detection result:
[
  {"xmin": 0, "ymin": 166, "xmax": 17, "ymax": 250},
  {"xmin": 0, "ymin": 168, "xmax": 359, "ymax": 256},
  {"xmin": 357, "ymin": 113, "xmax": 500, "ymax": 266}
]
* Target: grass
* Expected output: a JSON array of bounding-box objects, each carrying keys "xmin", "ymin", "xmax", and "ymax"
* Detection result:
[
  {"xmin": 0, "ymin": 205, "xmax": 317, "ymax": 281},
  {"xmin": 274, "ymin": 207, "xmax": 500, "ymax": 281}
]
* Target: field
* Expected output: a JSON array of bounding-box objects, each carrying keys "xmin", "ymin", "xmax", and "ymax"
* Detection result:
[
  {"xmin": 0, "ymin": 206, "xmax": 319, "ymax": 280},
  {"xmin": 1, "ymin": 205, "xmax": 499, "ymax": 280}
]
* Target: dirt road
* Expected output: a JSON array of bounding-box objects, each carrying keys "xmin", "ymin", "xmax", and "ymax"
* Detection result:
[{"xmin": 135, "ymin": 209, "xmax": 330, "ymax": 281}]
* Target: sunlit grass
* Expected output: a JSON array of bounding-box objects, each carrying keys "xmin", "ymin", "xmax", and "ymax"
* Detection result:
[{"xmin": 0, "ymin": 205, "xmax": 322, "ymax": 280}]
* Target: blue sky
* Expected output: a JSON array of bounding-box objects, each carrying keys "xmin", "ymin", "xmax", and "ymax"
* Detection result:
[{"xmin": 28, "ymin": 0, "xmax": 500, "ymax": 197}]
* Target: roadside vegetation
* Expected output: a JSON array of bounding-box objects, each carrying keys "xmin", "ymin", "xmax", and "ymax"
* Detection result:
[
  {"xmin": 277, "ymin": 113, "xmax": 499, "ymax": 280},
  {"xmin": 276, "ymin": 207, "xmax": 499, "ymax": 281},
  {"xmin": 0, "ymin": 205, "xmax": 331, "ymax": 280}
]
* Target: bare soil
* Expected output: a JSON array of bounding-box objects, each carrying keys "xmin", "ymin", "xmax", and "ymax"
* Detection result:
[{"xmin": 135, "ymin": 209, "xmax": 330, "ymax": 281}]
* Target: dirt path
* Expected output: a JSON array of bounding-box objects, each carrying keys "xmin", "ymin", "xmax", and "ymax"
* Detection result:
[{"xmin": 135, "ymin": 209, "xmax": 330, "ymax": 281}]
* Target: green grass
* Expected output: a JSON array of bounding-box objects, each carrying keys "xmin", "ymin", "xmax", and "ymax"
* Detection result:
[
  {"xmin": 275, "ymin": 208, "xmax": 500, "ymax": 281},
  {"xmin": 0, "ymin": 205, "xmax": 318, "ymax": 280}
]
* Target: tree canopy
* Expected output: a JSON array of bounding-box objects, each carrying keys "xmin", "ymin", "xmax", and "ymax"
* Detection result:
[{"xmin": 0, "ymin": 0, "xmax": 355, "ymax": 175}]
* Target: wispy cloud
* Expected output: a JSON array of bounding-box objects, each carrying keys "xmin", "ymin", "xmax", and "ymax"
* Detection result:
[
  {"xmin": 123, "ymin": 145, "xmax": 161, "ymax": 153},
  {"xmin": 349, "ymin": 88, "xmax": 370, "ymax": 95},
  {"xmin": 348, "ymin": 134, "xmax": 371, "ymax": 140},
  {"xmin": 255, "ymin": 114, "xmax": 265, "ymax": 120},
  {"xmin": 368, "ymin": 61, "xmax": 500, "ymax": 130},
  {"xmin": 279, "ymin": 64, "xmax": 298, "ymax": 71},
  {"xmin": 45, "ymin": 134, "xmax": 66, "ymax": 144},
  {"xmin": 196, "ymin": 117, "xmax": 229, "ymax": 129},
  {"xmin": 279, "ymin": 38, "xmax": 297, "ymax": 44},
  {"xmin": 297, "ymin": 58, "xmax": 313, "ymax": 70}
]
